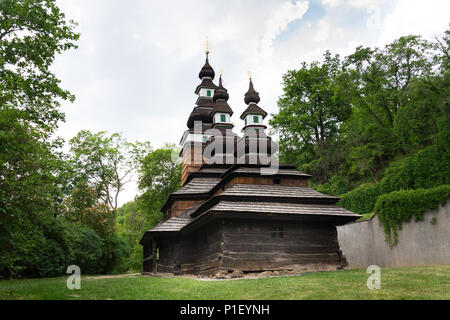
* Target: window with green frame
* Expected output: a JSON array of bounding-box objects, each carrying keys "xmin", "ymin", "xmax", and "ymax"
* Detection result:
[
  {"xmin": 220, "ymin": 114, "xmax": 226, "ymax": 122},
  {"xmin": 206, "ymin": 90, "xmax": 211, "ymax": 97},
  {"xmin": 253, "ymin": 116, "xmax": 259, "ymax": 123}
]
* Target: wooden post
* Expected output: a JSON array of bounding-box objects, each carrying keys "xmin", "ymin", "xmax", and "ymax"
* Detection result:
[{"xmin": 152, "ymin": 239, "xmax": 157, "ymax": 274}]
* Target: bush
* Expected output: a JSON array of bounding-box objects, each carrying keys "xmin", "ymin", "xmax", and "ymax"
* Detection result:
[
  {"xmin": 374, "ymin": 185, "xmax": 450, "ymax": 247},
  {"xmin": 69, "ymin": 226, "xmax": 104, "ymax": 275},
  {"xmin": 339, "ymin": 132, "xmax": 450, "ymax": 214},
  {"xmin": 337, "ymin": 183, "xmax": 381, "ymax": 214},
  {"xmin": 0, "ymin": 214, "xmax": 128, "ymax": 279},
  {"xmin": 315, "ymin": 175, "xmax": 351, "ymax": 196},
  {"xmin": 100, "ymin": 236, "xmax": 130, "ymax": 274}
]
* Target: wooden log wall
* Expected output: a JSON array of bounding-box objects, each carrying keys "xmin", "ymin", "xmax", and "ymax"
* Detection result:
[
  {"xmin": 220, "ymin": 219, "xmax": 344, "ymax": 272},
  {"xmin": 149, "ymin": 218, "xmax": 345, "ymax": 275},
  {"xmin": 168, "ymin": 199, "xmax": 205, "ymax": 218},
  {"xmin": 181, "ymin": 144, "xmax": 205, "ymax": 185},
  {"xmin": 156, "ymin": 220, "xmax": 225, "ymax": 275}
]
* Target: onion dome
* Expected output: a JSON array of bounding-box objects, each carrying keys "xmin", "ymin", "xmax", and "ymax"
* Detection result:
[
  {"xmin": 212, "ymin": 75, "xmax": 233, "ymax": 116},
  {"xmin": 187, "ymin": 108, "xmax": 213, "ymax": 129},
  {"xmin": 244, "ymin": 79, "xmax": 260, "ymax": 105},
  {"xmin": 240, "ymin": 79, "xmax": 267, "ymax": 120},
  {"xmin": 199, "ymin": 54, "xmax": 215, "ymax": 79},
  {"xmin": 213, "ymin": 75, "xmax": 229, "ymax": 102}
]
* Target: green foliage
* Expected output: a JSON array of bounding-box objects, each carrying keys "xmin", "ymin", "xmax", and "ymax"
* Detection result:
[
  {"xmin": 338, "ymin": 183, "xmax": 381, "ymax": 214},
  {"xmin": 314, "ymin": 175, "xmax": 351, "ymax": 196},
  {"xmin": 375, "ymin": 185, "xmax": 450, "ymax": 247},
  {"xmin": 115, "ymin": 145, "xmax": 181, "ymax": 272},
  {"xmin": 0, "ymin": 0, "xmax": 79, "ymax": 132},
  {"xmin": 138, "ymin": 144, "xmax": 181, "ymax": 198},
  {"xmin": 0, "ymin": 106, "xmax": 62, "ymax": 278},
  {"xmin": 68, "ymin": 226, "xmax": 104, "ymax": 275},
  {"xmin": 69, "ymin": 130, "xmax": 152, "ymax": 213},
  {"xmin": 270, "ymin": 51, "xmax": 351, "ymax": 182},
  {"xmin": 273, "ymin": 30, "xmax": 449, "ymax": 188},
  {"xmin": 339, "ymin": 130, "xmax": 450, "ymax": 214}
]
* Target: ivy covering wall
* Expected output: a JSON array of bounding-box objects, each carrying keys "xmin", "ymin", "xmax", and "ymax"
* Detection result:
[{"xmin": 374, "ymin": 185, "xmax": 450, "ymax": 247}]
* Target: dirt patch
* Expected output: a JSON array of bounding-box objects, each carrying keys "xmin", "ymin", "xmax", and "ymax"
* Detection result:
[{"xmin": 84, "ymin": 273, "xmax": 140, "ymax": 280}]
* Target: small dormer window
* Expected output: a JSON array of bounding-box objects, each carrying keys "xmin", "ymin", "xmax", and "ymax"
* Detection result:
[
  {"xmin": 253, "ymin": 116, "xmax": 259, "ymax": 124},
  {"xmin": 220, "ymin": 114, "xmax": 226, "ymax": 122},
  {"xmin": 207, "ymin": 90, "xmax": 212, "ymax": 97},
  {"xmin": 245, "ymin": 118, "xmax": 247, "ymax": 126}
]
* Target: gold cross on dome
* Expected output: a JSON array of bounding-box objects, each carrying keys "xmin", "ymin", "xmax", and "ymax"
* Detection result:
[{"xmin": 205, "ymin": 38, "xmax": 210, "ymax": 55}]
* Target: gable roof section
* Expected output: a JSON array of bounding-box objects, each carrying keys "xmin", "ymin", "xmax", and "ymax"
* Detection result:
[
  {"xmin": 208, "ymin": 201, "xmax": 358, "ymax": 217},
  {"xmin": 220, "ymin": 184, "xmax": 335, "ymax": 199},
  {"xmin": 161, "ymin": 164, "xmax": 313, "ymax": 214},
  {"xmin": 148, "ymin": 216, "xmax": 192, "ymax": 233},
  {"xmin": 172, "ymin": 177, "xmax": 221, "ymax": 195},
  {"xmin": 190, "ymin": 184, "xmax": 341, "ymax": 218}
]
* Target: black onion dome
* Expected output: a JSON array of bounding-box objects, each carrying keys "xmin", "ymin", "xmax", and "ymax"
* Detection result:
[
  {"xmin": 198, "ymin": 55, "xmax": 215, "ymax": 79},
  {"xmin": 213, "ymin": 75, "xmax": 229, "ymax": 102},
  {"xmin": 244, "ymin": 79, "xmax": 260, "ymax": 105},
  {"xmin": 187, "ymin": 107, "xmax": 213, "ymax": 129}
]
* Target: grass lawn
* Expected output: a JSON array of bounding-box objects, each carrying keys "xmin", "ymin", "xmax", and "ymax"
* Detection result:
[{"xmin": 0, "ymin": 265, "xmax": 449, "ymax": 300}]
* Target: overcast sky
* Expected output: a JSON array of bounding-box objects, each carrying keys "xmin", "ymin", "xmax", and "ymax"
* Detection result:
[{"xmin": 52, "ymin": 0, "xmax": 449, "ymax": 205}]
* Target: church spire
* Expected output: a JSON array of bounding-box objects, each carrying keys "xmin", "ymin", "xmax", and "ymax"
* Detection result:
[
  {"xmin": 198, "ymin": 53, "xmax": 215, "ymax": 80},
  {"xmin": 240, "ymin": 76, "xmax": 267, "ymax": 130},
  {"xmin": 212, "ymin": 73, "xmax": 233, "ymax": 128},
  {"xmin": 213, "ymin": 74, "xmax": 229, "ymax": 102},
  {"xmin": 244, "ymin": 72, "xmax": 261, "ymax": 105},
  {"xmin": 188, "ymin": 49, "xmax": 218, "ymax": 129}
]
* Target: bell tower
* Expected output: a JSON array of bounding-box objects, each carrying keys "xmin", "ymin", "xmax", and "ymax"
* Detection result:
[{"xmin": 180, "ymin": 46, "xmax": 218, "ymax": 185}]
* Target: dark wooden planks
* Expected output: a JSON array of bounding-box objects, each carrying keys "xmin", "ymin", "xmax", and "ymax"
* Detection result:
[{"xmin": 210, "ymin": 201, "xmax": 357, "ymax": 217}]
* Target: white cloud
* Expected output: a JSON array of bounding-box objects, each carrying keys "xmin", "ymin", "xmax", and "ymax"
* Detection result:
[
  {"xmin": 378, "ymin": 0, "xmax": 450, "ymax": 45},
  {"xmin": 260, "ymin": 1, "xmax": 309, "ymax": 59}
]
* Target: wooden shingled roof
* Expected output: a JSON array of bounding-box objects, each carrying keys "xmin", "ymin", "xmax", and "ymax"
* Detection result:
[
  {"xmin": 172, "ymin": 177, "xmax": 221, "ymax": 195},
  {"xmin": 220, "ymin": 184, "xmax": 339, "ymax": 201},
  {"xmin": 230, "ymin": 167, "xmax": 311, "ymax": 178},
  {"xmin": 147, "ymin": 217, "xmax": 192, "ymax": 233},
  {"xmin": 189, "ymin": 184, "xmax": 344, "ymax": 219},
  {"xmin": 208, "ymin": 201, "xmax": 359, "ymax": 217}
]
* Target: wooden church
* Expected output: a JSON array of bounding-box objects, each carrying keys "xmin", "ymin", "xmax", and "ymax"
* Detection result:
[{"xmin": 140, "ymin": 51, "xmax": 361, "ymax": 276}]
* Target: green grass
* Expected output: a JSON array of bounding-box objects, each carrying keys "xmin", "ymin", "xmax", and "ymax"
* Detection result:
[{"xmin": 1, "ymin": 266, "xmax": 449, "ymax": 300}]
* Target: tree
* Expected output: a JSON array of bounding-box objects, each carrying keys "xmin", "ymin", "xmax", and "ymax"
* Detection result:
[
  {"xmin": 0, "ymin": 0, "xmax": 79, "ymax": 133},
  {"xmin": 271, "ymin": 29, "xmax": 448, "ymax": 192},
  {"xmin": 340, "ymin": 35, "xmax": 444, "ymax": 180},
  {"xmin": 138, "ymin": 144, "xmax": 181, "ymax": 198},
  {"xmin": 69, "ymin": 130, "xmax": 152, "ymax": 215},
  {"xmin": 115, "ymin": 145, "xmax": 181, "ymax": 272},
  {"xmin": 270, "ymin": 52, "xmax": 351, "ymax": 181},
  {"xmin": 0, "ymin": 0, "xmax": 79, "ymax": 278}
]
